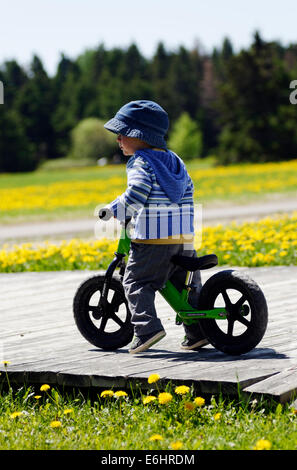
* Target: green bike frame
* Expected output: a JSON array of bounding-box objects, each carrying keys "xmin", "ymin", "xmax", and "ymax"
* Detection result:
[{"xmin": 116, "ymin": 227, "xmax": 227, "ymax": 326}]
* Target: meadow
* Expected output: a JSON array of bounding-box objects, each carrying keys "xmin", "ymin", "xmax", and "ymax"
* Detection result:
[
  {"xmin": 1, "ymin": 159, "xmax": 297, "ymax": 450},
  {"xmin": 0, "ymin": 370, "xmax": 296, "ymax": 450},
  {"xmin": 0, "ymin": 212, "xmax": 296, "ymax": 272},
  {"xmin": 1, "ymin": 158, "xmax": 297, "ymax": 223}
]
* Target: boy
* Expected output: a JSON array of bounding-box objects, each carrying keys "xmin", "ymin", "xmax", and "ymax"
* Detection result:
[{"xmin": 103, "ymin": 100, "xmax": 208, "ymax": 354}]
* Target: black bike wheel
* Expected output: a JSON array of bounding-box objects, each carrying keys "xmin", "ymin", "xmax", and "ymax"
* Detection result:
[
  {"xmin": 73, "ymin": 275, "xmax": 133, "ymax": 350},
  {"xmin": 197, "ymin": 269, "xmax": 268, "ymax": 355}
]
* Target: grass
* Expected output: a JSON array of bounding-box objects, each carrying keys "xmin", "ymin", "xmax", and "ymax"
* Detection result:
[
  {"xmin": 1, "ymin": 158, "xmax": 297, "ymax": 224},
  {"xmin": 0, "ymin": 375, "xmax": 296, "ymax": 450},
  {"xmin": 1, "ymin": 213, "xmax": 296, "ymax": 272}
]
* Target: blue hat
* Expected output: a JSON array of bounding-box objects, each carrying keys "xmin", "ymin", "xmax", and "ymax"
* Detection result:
[{"xmin": 104, "ymin": 100, "xmax": 169, "ymax": 149}]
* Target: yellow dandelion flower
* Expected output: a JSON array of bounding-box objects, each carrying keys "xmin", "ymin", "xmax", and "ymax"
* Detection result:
[
  {"xmin": 194, "ymin": 397, "xmax": 205, "ymax": 407},
  {"xmin": 148, "ymin": 374, "xmax": 160, "ymax": 384},
  {"xmin": 114, "ymin": 390, "xmax": 128, "ymax": 398},
  {"xmin": 174, "ymin": 385, "xmax": 190, "ymax": 395},
  {"xmin": 34, "ymin": 395, "xmax": 42, "ymax": 400},
  {"xmin": 143, "ymin": 396, "xmax": 157, "ymax": 405},
  {"xmin": 63, "ymin": 409, "xmax": 74, "ymax": 415},
  {"xmin": 158, "ymin": 392, "xmax": 173, "ymax": 404},
  {"xmin": 184, "ymin": 401, "xmax": 195, "ymax": 411},
  {"xmin": 171, "ymin": 441, "xmax": 183, "ymax": 450},
  {"xmin": 40, "ymin": 384, "xmax": 50, "ymax": 392},
  {"xmin": 214, "ymin": 412, "xmax": 222, "ymax": 421},
  {"xmin": 50, "ymin": 420, "xmax": 62, "ymax": 428},
  {"xmin": 253, "ymin": 439, "xmax": 272, "ymax": 450},
  {"xmin": 149, "ymin": 434, "xmax": 163, "ymax": 441},
  {"xmin": 10, "ymin": 411, "xmax": 23, "ymax": 419},
  {"xmin": 100, "ymin": 390, "xmax": 114, "ymax": 398},
  {"xmin": 1, "ymin": 361, "xmax": 10, "ymax": 366}
]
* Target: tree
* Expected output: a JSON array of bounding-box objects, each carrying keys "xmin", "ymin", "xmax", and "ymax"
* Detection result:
[
  {"xmin": 216, "ymin": 32, "xmax": 297, "ymax": 163},
  {"xmin": 15, "ymin": 55, "xmax": 55, "ymax": 162},
  {"xmin": 0, "ymin": 108, "xmax": 36, "ymax": 172},
  {"xmin": 51, "ymin": 55, "xmax": 82, "ymax": 157},
  {"xmin": 168, "ymin": 112, "xmax": 203, "ymax": 159}
]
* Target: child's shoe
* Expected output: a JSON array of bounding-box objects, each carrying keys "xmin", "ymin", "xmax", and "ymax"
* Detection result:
[
  {"xmin": 180, "ymin": 335, "xmax": 209, "ymax": 350},
  {"xmin": 129, "ymin": 329, "xmax": 166, "ymax": 354}
]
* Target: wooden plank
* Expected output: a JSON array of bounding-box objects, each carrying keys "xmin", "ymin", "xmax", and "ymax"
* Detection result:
[
  {"xmin": 243, "ymin": 367, "xmax": 297, "ymax": 403},
  {"xmin": 0, "ymin": 267, "xmax": 297, "ymax": 401}
]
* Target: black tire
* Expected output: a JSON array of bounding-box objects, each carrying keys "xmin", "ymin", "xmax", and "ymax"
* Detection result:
[
  {"xmin": 197, "ymin": 269, "xmax": 268, "ymax": 355},
  {"xmin": 73, "ymin": 275, "xmax": 133, "ymax": 350}
]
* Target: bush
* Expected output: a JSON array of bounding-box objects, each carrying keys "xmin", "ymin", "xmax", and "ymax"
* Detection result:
[
  {"xmin": 168, "ymin": 112, "xmax": 203, "ymax": 160},
  {"xmin": 69, "ymin": 117, "xmax": 118, "ymax": 161}
]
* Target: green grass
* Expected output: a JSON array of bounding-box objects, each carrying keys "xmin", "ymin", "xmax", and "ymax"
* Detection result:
[{"xmin": 0, "ymin": 379, "xmax": 296, "ymax": 450}]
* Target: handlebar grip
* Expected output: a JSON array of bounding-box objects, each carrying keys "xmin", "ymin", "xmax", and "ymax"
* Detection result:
[{"xmin": 99, "ymin": 207, "xmax": 112, "ymax": 220}]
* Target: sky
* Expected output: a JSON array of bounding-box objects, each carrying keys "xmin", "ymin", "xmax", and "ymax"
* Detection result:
[{"xmin": 0, "ymin": 0, "xmax": 296, "ymax": 76}]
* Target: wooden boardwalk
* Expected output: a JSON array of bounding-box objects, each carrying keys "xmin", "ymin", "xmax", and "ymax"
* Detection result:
[{"xmin": 0, "ymin": 266, "xmax": 297, "ymax": 403}]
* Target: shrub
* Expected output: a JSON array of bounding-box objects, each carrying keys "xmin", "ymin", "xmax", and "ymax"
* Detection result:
[
  {"xmin": 168, "ymin": 112, "xmax": 203, "ymax": 160},
  {"xmin": 69, "ymin": 117, "xmax": 118, "ymax": 161}
]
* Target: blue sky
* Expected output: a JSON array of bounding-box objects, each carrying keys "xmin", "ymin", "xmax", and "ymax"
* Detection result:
[{"xmin": 1, "ymin": 0, "xmax": 296, "ymax": 75}]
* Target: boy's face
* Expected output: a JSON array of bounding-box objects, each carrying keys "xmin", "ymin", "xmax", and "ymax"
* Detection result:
[{"xmin": 117, "ymin": 134, "xmax": 151, "ymax": 156}]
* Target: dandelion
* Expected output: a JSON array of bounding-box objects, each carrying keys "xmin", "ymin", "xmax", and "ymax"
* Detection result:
[
  {"xmin": 40, "ymin": 384, "xmax": 50, "ymax": 392},
  {"xmin": 100, "ymin": 390, "xmax": 114, "ymax": 398},
  {"xmin": 149, "ymin": 434, "xmax": 163, "ymax": 441},
  {"xmin": 171, "ymin": 441, "xmax": 183, "ymax": 450},
  {"xmin": 214, "ymin": 412, "xmax": 222, "ymax": 421},
  {"xmin": 1, "ymin": 361, "xmax": 10, "ymax": 366},
  {"xmin": 194, "ymin": 397, "xmax": 205, "ymax": 407},
  {"xmin": 10, "ymin": 411, "xmax": 23, "ymax": 419},
  {"xmin": 184, "ymin": 401, "xmax": 195, "ymax": 411},
  {"xmin": 158, "ymin": 392, "xmax": 173, "ymax": 404},
  {"xmin": 143, "ymin": 396, "xmax": 157, "ymax": 405},
  {"xmin": 174, "ymin": 385, "xmax": 190, "ymax": 395},
  {"xmin": 148, "ymin": 374, "xmax": 160, "ymax": 384},
  {"xmin": 114, "ymin": 390, "xmax": 128, "ymax": 398},
  {"xmin": 63, "ymin": 409, "xmax": 74, "ymax": 415},
  {"xmin": 50, "ymin": 420, "xmax": 62, "ymax": 428},
  {"xmin": 34, "ymin": 395, "xmax": 42, "ymax": 400},
  {"xmin": 253, "ymin": 439, "xmax": 272, "ymax": 450}
]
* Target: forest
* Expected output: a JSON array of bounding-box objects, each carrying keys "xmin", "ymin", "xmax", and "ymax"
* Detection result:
[{"xmin": 0, "ymin": 31, "xmax": 297, "ymax": 172}]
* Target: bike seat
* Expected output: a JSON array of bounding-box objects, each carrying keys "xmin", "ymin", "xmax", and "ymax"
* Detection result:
[{"xmin": 171, "ymin": 254, "xmax": 218, "ymax": 271}]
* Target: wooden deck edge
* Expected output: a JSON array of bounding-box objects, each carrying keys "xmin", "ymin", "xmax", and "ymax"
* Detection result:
[
  {"xmin": 242, "ymin": 367, "xmax": 297, "ymax": 403},
  {"xmin": 0, "ymin": 369, "xmax": 279, "ymax": 398}
]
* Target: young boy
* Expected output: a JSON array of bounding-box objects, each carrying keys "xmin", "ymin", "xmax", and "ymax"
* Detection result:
[{"xmin": 103, "ymin": 100, "xmax": 208, "ymax": 354}]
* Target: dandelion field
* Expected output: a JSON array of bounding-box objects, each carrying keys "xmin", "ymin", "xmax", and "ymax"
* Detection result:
[
  {"xmin": 1, "ymin": 159, "xmax": 297, "ymax": 223},
  {"xmin": 0, "ymin": 212, "xmax": 296, "ymax": 272},
  {"xmin": 0, "ymin": 370, "xmax": 297, "ymax": 451}
]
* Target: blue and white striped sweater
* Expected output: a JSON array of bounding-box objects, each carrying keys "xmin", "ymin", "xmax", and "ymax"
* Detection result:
[{"xmin": 108, "ymin": 150, "xmax": 195, "ymax": 241}]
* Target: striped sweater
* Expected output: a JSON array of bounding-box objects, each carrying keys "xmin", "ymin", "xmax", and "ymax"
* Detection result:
[{"xmin": 108, "ymin": 149, "xmax": 195, "ymax": 243}]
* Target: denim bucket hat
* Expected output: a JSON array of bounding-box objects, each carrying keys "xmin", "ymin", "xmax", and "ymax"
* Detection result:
[{"xmin": 104, "ymin": 100, "xmax": 169, "ymax": 149}]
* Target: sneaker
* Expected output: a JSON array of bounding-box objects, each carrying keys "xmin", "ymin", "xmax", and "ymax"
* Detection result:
[
  {"xmin": 180, "ymin": 336, "xmax": 209, "ymax": 351},
  {"xmin": 129, "ymin": 329, "xmax": 166, "ymax": 354}
]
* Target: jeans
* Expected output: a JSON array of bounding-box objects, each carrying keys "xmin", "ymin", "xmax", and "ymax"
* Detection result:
[{"xmin": 122, "ymin": 242, "xmax": 203, "ymax": 338}]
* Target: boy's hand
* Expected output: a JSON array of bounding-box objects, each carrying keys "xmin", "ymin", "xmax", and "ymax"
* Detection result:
[{"xmin": 98, "ymin": 207, "xmax": 113, "ymax": 220}]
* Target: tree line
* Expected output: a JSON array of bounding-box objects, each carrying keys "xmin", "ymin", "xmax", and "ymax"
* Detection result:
[{"xmin": 0, "ymin": 31, "xmax": 297, "ymax": 172}]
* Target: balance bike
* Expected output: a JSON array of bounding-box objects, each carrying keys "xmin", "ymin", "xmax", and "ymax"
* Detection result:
[{"xmin": 73, "ymin": 223, "xmax": 268, "ymax": 355}]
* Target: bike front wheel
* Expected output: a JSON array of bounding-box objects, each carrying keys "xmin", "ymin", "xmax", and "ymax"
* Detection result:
[
  {"xmin": 73, "ymin": 275, "xmax": 133, "ymax": 350},
  {"xmin": 198, "ymin": 269, "xmax": 268, "ymax": 355}
]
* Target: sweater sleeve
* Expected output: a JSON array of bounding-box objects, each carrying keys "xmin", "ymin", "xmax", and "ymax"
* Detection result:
[{"xmin": 108, "ymin": 156, "xmax": 152, "ymax": 221}]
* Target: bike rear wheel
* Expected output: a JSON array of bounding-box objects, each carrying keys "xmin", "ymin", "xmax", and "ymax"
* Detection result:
[
  {"xmin": 73, "ymin": 275, "xmax": 133, "ymax": 350},
  {"xmin": 198, "ymin": 269, "xmax": 268, "ymax": 355}
]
